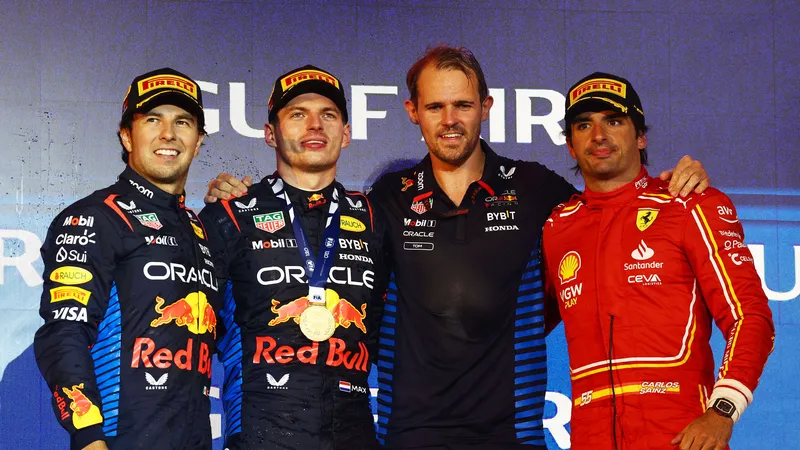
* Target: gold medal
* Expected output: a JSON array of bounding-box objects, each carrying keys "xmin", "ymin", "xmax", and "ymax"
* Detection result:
[{"xmin": 299, "ymin": 304, "xmax": 336, "ymax": 342}]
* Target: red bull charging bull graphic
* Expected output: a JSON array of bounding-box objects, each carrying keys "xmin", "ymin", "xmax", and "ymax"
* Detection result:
[
  {"xmin": 129, "ymin": 293, "xmax": 216, "ymax": 378},
  {"xmin": 256, "ymin": 289, "xmax": 370, "ymax": 371},
  {"xmin": 150, "ymin": 292, "xmax": 217, "ymax": 338},
  {"xmin": 268, "ymin": 288, "xmax": 366, "ymax": 334},
  {"xmin": 61, "ymin": 383, "xmax": 103, "ymax": 429}
]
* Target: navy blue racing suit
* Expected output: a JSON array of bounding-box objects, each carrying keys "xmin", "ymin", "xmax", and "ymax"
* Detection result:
[
  {"xmin": 200, "ymin": 176, "xmax": 387, "ymax": 450},
  {"xmin": 34, "ymin": 166, "xmax": 222, "ymax": 449}
]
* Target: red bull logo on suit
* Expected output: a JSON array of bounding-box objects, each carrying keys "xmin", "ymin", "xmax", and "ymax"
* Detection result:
[
  {"xmin": 150, "ymin": 292, "xmax": 217, "ymax": 337},
  {"xmin": 268, "ymin": 288, "xmax": 367, "ymax": 333},
  {"xmin": 256, "ymin": 288, "xmax": 370, "ymax": 371}
]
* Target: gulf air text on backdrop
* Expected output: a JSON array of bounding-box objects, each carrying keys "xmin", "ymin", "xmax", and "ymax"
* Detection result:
[{"xmin": 194, "ymin": 81, "xmax": 567, "ymax": 144}]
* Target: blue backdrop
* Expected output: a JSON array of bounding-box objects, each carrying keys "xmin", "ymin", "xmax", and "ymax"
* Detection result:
[{"xmin": 1, "ymin": 1, "xmax": 797, "ymax": 448}]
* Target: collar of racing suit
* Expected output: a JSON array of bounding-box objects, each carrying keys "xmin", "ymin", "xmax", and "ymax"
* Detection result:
[
  {"xmin": 581, "ymin": 166, "xmax": 649, "ymax": 208},
  {"xmin": 283, "ymin": 180, "xmax": 337, "ymax": 212},
  {"xmin": 118, "ymin": 165, "xmax": 187, "ymax": 209}
]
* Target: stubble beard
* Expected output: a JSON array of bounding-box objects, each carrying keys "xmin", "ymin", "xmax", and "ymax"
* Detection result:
[{"xmin": 428, "ymin": 129, "xmax": 477, "ymax": 166}]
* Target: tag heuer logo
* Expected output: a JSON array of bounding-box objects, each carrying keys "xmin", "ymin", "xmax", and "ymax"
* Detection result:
[
  {"xmin": 253, "ymin": 211, "xmax": 286, "ymax": 233},
  {"xmin": 411, "ymin": 197, "xmax": 433, "ymax": 215},
  {"xmin": 134, "ymin": 213, "xmax": 163, "ymax": 230}
]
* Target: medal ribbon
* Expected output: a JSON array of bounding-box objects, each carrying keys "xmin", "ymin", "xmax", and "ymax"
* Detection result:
[{"xmin": 269, "ymin": 176, "xmax": 340, "ymax": 306}]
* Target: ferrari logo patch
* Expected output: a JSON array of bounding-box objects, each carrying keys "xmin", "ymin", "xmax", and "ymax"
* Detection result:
[{"xmin": 636, "ymin": 208, "xmax": 659, "ymax": 231}]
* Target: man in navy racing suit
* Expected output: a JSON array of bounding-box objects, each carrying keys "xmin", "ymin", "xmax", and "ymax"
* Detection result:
[
  {"xmin": 200, "ymin": 65, "xmax": 387, "ymax": 449},
  {"xmin": 34, "ymin": 68, "xmax": 222, "ymax": 450}
]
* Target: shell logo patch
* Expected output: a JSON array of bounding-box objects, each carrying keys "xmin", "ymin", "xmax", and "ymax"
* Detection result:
[{"xmin": 558, "ymin": 251, "xmax": 582, "ymax": 284}]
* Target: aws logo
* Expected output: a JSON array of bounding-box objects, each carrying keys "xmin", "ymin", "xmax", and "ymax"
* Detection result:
[{"xmin": 558, "ymin": 251, "xmax": 582, "ymax": 284}]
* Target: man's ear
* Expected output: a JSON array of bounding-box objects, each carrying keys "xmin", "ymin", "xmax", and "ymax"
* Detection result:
[
  {"xmin": 192, "ymin": 133, "xmax": 205, "ymax": 157},
  {"xmin": 480, "ymin": 95, "xmax": 494, "ymax": 121},
  {"xmin": 404, "ymin": 99, "xmax": 419, "ymax": 125},
  {"xmin": 120, "ymin": 127, "xmax": 133, "ymax": 154},
  {"xmin": 341, "ymin": 123, "xmax": 352, "ymax": 149},
  {"xmin": 265, "ymin": 123, "xmax": 277, "ymax": 148}
]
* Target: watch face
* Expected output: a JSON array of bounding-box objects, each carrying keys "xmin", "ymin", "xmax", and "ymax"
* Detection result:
[{"xmin": 713, "ymin": 398, "xmax": 735, "ymax": 416}]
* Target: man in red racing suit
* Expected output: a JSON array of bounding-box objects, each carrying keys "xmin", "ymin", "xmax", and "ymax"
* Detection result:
[{"xmin": 542, "ymin": 72, "xmax": 774, "ymax": 450}]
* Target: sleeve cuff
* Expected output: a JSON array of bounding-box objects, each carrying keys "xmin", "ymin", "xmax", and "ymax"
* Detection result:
[
  {"xmin": 708, "ymin": 378, "xmax": 754, "ymax": 423},
  {"xmin": 73, "ymin": 424, "xmax": 106, "ymax": 449}
]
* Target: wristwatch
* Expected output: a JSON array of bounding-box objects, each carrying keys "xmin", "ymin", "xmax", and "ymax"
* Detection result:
[{"xmin": 710, "ymin": 398, "xmax": 736, "ymax": 419}]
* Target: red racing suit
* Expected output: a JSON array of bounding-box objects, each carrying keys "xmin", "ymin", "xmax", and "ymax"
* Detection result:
[{"xmin": 542, "ymin": 168, "xmax": 774, "ymax": 449}]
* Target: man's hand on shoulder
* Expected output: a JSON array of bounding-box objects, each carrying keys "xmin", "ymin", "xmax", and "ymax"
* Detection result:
[
  {"xmin": 670, "ymin": 409, "xmax": 733, "ymax": 450},
  {"xmin": 659, "ymin": 155, "xmax": 710, "ymax": 197},
  {"xmin": 205, "ymin": 173, "xmax": 252, "ymax": 203},
  {"xmin": 82, "ymin": 440, "xmax": 108, "ymax": 450}
]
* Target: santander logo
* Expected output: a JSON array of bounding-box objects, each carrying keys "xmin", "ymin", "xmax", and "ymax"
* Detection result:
[{"xmin": 631, "ymin": 240, "xmax": 655, "ymax": 261}]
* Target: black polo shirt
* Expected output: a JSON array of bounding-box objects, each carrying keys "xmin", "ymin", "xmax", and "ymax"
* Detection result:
[{"xmin": 368, "ymin": 141, "xmax": 577, "ymax": 449}]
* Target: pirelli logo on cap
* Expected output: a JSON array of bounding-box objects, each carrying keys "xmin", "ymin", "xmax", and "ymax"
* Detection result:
[
  {"xmin": 137, "ymin": 74, "xmax": 198, "ymax": 100},
  {"xmin": 569, "ymin": 78, "xmax": 627, "ymax": 106},
  {"xmin": 280, "ymin": 69, "xmax": 340, "ymax": 92}
]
